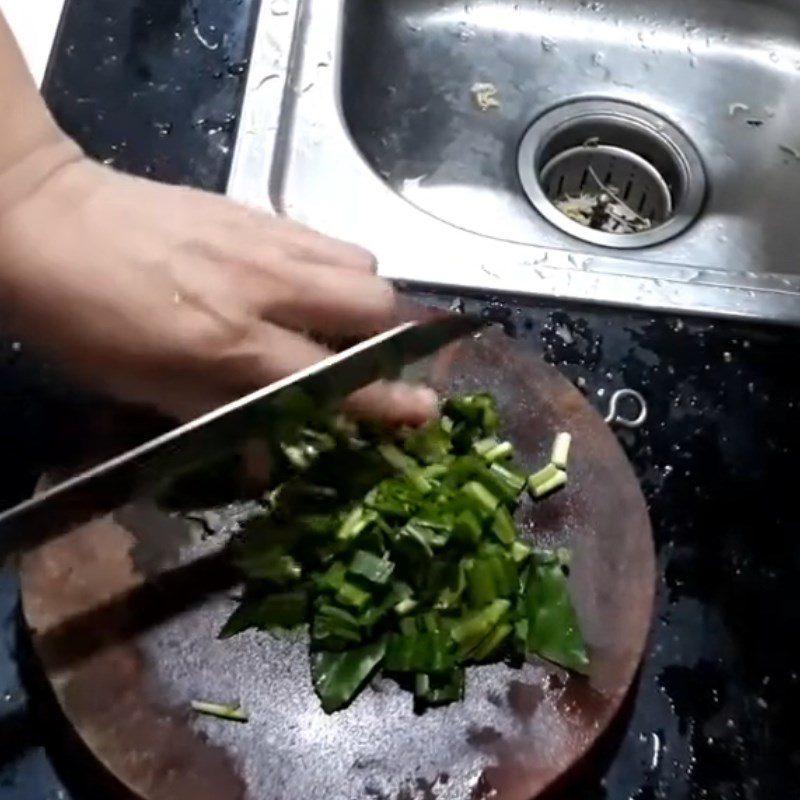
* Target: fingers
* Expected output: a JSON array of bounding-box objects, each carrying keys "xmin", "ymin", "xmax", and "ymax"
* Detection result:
[
  {"xmin": 227, "ymin": 207, "xmax": 377, "ymax": 273},
  {"xmin": 344, "ymin": 382, "xmax": 439, "ymax": 427},
  {"xmin": 237, "ymin": 322, "xmax": 439, "ymax": 427},
  {"xmin": 256, "ymin": 262, "xmax": 398, "ymax": 338},
  {"xmin": 266, "ymin": 218, "xmax": 377, "ymax": 273}
]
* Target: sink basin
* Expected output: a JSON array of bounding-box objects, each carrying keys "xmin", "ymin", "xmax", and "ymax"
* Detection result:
[
  {"xmin": 227, "ymin": 0, "xmax": 800, "ymax": 324},
  {"xmin": 340, "ymin": 0, "xmax": 800, "ymax": 272}
]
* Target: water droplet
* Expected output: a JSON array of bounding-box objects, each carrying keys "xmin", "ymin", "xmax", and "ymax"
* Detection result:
[
  {"xmin": 541, "ymin": 36, "xmax": 557, "ymax": 52},
  {"xmin": 227, "ymin": 60, "xmax": 249, "ymax": 77}
]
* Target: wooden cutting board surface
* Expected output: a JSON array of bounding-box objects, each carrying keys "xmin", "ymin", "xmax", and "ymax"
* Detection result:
[{"xmin": 20, "ymin": 331, "xmax": 656, "ymax": 800}]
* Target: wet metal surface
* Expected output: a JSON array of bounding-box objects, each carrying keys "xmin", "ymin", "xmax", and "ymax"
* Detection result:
[
  {"xmin": 19, "ymin": 335, "xmax": 656, "ymax": 800},
  {"xmin": 1, "ymin": 0, "xmax": 799, "ymax": 798},
  {"xmin": 228, "ymin": 0, "xmax": 800, "ymax": 323}
]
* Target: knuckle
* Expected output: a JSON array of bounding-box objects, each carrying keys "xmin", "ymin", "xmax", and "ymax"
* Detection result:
[{"xmin": 348, "ymin": 245, "xmax": 378, "ymax": 273}]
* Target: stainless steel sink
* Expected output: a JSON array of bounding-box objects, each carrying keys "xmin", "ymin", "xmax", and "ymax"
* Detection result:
[{"xmin": 228, "ymin": 0, "xmax": 800, "ymax": 324}]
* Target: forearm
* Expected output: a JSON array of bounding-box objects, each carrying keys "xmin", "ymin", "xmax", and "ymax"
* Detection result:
[{"xmin": 0, "ymin": 11, "xmax": 82, "ymax": 214}]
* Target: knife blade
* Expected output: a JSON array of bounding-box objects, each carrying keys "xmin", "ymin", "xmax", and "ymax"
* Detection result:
[{"xmin": 0, "ymin": 314, "xmax": 483, "ymax": 558}]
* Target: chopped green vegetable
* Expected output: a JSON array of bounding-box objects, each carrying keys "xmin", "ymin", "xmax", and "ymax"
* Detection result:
[
  {"xmin": 511, "ymin": 540, "xmax": 532, "ymax": 564},
  {"xmin": 471, "ymin": 621, "xmax": 513, "ymax": 662},
  {"xmin": 486, "ymin": 441, "xmax": 513, "ymax": 462},
  {"xmin": 191, "ymin": 701, "xmax": 249, "ymax": 723},
  {"xmin": 487, "ymin": 463, "xmax": 527, "ymax": 499},
  {"xmin": 551, "ymin": 432, "xmax": 572, "ymax": 470},
  {"xmin": 311, "ymin": 641, "xmax": 387, "ymax": 713},
  {"xmin": 414, "ymin": 668, "xmax": 465, "ymax": 705},
  {"xmin": 349, "ymin": 550, "xmax": 394, "ymax": 585},
  {"xmin": 522, "ymin": 557, "xmax": 590, "ymax": 674},
  {"xmin": 527, "ymin": 463, "xmax": 560, "ymax": 493},
  {"xmin": 378, "ymin": 443, "xmax": 432, "ymax": 494},
  {"xmin": 337, "ymin": 505, "xmax": 376, "ymax": 541},
  {"xmin": 461, "ymin": 480, "xmax": 499, "ymax": 516},
  {"xmin": 452, "ymin": 509, "xmax": 482, "ymax": 547},
  {"xmin": 312, "ymin": 604, "xmax": 362, "ymax": 649},
  {"xmin": 236, "ymin": 548, "xmax": 303, "ymax": 585},
  {"xmin": 473, "ymin": 436, "xmax": 500, "ymax": 458},
  {"xmin": 385, "ymin": 630, "xmax": 454, "ymax": 673},
  {"xmin": 199, "ymin": 394, "xmax": 586, "ymax": 713},
  {"xmin": 403, "ymin": 421, "xmax": 452, "ymax": 464},
  {"xmin": 475, "ymin": 438, "xmax": 514, "ymax": 463},
  {"xmin": 394, "ymin": 597, "xmax": 418, "ymax": 616},
  {"xmin": 335, "ymin": 580, "xmax": 372, "ymax": 610},
  {"xmin": 530, "ymin": 469, "xmax": 568, "ymax": 499},
  {"xmin": 219, "ymin": 590, "xmax": 308, "ymax": 638},
  {"xmin": 452, "ymin": 598, "xmax": 511, "ymax": 659},
  {"xmin": 491, "ymin": 505, "xmax": 518, "ymax": 545}
]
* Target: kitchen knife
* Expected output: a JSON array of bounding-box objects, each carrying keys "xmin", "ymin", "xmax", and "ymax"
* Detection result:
[{"xmin": 0, "ymin": 314, "xmax": 483, "ymax": 558}]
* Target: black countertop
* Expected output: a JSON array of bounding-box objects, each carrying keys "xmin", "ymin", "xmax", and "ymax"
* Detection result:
[{"xmin": 1, "ymin": 1, "xmax": 799, "ymax": 798}]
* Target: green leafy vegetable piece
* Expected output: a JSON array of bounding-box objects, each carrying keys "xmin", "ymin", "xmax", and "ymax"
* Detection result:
[
  {"xmin": 311, "ymin": 641, "xmax": 387, "ymax": 713},
  {"xmin": 523, "ymin": 558, "xmax": 590, "ymax": 674},
  {"xmin": 414, "ymin": 669, "xmax": 465, "ymax": 705},
  {"xmin": 337, "ymin": 504, "xmax": 377, "ymax": 540},
  {"xmin": 317, "ymin": 561, "xmax": 348, "ymax": 593},
  {"xmin": 451, "ymin": 598, "xmax": 511, "ymax": 659},
  {"xmin": 452, "ymin": 509, "xmax": 482, "ymax": 547},
  {"xmin": 392, "ymin": 518, "xmax": 448, "ymax": 560},
  {"xmin": 511, "ymin": 541, "xmax": 532, "ymax": 564},
  {"xmin": 349, "ymin": 550, "xmax": 394, "ymax": 585},
  {"xmin": 444, "ymin": 394, "xmax": 499, "ymax": 435},
  {"xmin": 219, "ymin": 590, "xmax": 308, "ymax": 638},
  {"xmin": 460, "ymin": 481, "xmax": 499, "ymax": 517},
  {"xmin": 378, "ymin": 444, "xmax": 432, "ymax": 494},
  {"xmin": 470, "ymin": 622, "xmax": 512, "ymax": 662},
  {"xmin": 335, "ymin": 580, "xmax": 372, "ymax": 610},
  {"xmin": 312, "ymin": 604, "xmax": 362, "ymax": 648},
  {"xmin": 465, "ymin": 558, "xmax": 497, "ymax": 608},
  {"xmin": 385, "ymin": 631, "xmax": 454, "ymax": 673},
  {"xmin": 402, "ymin": 420, "xmax": 452, "ymax": 464},
  {"xmin": 235, "ymin": 548, "xmax": 303, "ymax": 585},
  {"xmin": 491, "ymin": 505, "xmax": 518, "ymax": 545},
  {"xmin": 394, "ymin": 597, "xmax": 418, "ymax": 616}
]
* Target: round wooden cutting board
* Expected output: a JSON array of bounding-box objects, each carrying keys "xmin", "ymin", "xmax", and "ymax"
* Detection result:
[{"xmin": 20, "ymin": 331, "xmax": 656, "ymax": 800}]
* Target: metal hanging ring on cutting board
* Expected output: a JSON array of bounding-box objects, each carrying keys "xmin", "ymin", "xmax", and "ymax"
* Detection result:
[
  {"xmin": 605, "ymin": 388, "xmax": 648, "ymax": 429},
  {"xmin": 19, "ymin": 330, "xmax": 656, "ymax": 800}
]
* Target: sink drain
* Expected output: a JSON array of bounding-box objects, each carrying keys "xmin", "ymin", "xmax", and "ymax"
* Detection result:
[{"xmin": 517, "ymin": 100, "xmax": 706, "ymax": 248}]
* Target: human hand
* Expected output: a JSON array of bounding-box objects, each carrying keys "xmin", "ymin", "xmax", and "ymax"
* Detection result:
[{"xmin": 0, "ymin": 152, "xmax": 438, "ymax": 424}]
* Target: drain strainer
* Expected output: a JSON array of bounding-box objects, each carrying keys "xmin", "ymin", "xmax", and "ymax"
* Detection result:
[{"xmin": 517, "ymin": 100, "xmax": 706, "ymax": 248}]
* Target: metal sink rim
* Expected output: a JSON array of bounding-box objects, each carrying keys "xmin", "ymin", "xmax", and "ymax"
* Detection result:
[{"xmin": 226, "ymin": 0, "xmax": 800, "ymax": 327}]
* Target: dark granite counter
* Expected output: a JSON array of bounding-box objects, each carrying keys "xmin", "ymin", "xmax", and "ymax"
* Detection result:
[{"xmin": 1, "ymin": 1, "xmax": 798, "ymax": 797}]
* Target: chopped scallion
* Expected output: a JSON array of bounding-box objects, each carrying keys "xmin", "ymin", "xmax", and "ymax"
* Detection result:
[
  {"xmin": 196, "ymin": 395, "xmax": 584, "ymax": 714},
  {"xmin": 530, "ymin": 470, "xmax": 568, "ymax": 499},
  {"xmin": 527, "ymin": 463, "xmax": 560, "ymax": 493},
  {"xmin": 191, "ymin": 701, "xmax": 249, "ymax": 723},
  {"xmin": 551, "ymin": 432, "xmax": 572, "ymax": 470}
]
